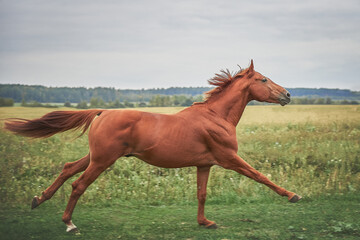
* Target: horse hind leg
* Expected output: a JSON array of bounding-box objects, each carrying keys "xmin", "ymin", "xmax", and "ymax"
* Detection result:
[
  {"xmin": 62, "ymin": 154, "xmax": 118, "ymax": 233},
  {"xmin": 32, "ymin": 154, "xmax": 90, "ymax": 209}
]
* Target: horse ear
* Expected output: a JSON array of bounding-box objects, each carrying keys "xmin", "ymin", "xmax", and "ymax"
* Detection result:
[
  {"xmin": 249, "ymin": 59, "xmax": 254, "ymax": 71},
  {"xmin": 247, "ymin": 59, "xmax": 254, "ymax": 78}
]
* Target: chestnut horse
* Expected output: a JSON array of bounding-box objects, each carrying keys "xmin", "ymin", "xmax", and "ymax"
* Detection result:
[{"xmin": 5, "ymin": 60, "xmax": 301, "ymax": 233}]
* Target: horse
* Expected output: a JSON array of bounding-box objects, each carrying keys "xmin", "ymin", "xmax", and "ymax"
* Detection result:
[{"xmin": 4, "ymin": 60, "xmax": 301, "ymax": 233}]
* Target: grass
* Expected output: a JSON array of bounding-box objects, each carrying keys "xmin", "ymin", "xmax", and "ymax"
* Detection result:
[
  {"xmin": 1, "ymin": 194, "xmax": 359, "ymax": 240},
  {"xmin": 1, "ymin": 105, "xmax": 358, "ymax": 205},
  {"xmin": 0, "ymin": 105, "xmax": 359, "ymax": 239}
]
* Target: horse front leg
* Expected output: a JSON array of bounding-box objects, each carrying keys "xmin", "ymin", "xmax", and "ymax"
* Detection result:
[
  {"xmin": 196, "ymin": 166, "xmax": 217, "ymax": 229},
  {"xmin": 32, "ymin": 154, "xmax": 90, "ymax": 209},
  {"xmin": 221, "ymin": 154, "xmax": 301, "ymax": 203}
]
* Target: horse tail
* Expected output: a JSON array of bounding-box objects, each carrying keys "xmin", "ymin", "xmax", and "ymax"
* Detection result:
[{"xmin": 4, "ymin": 109, "xmax": 104, "ymax": 138}]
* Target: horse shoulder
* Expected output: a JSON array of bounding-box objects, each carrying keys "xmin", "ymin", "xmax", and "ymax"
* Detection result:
[
  {"xmin": 196, "ymin": 116, "xmax": 238, "ymax": 163},
  {"xmin": 178, "ymin": 106, "xmax": 238, "ymax": 152}
]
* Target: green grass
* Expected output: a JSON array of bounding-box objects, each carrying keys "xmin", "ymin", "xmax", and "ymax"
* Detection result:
[
  {"xmin": 1, "ymin": 194, "xmax": 359, "ymax": 240},
  {"xmin": 0, "ymin": 106, "xmax": 359, "ymax": 206},
  {"xmin": 0, "ymin": 105, "xmax": 359, "ymax": 239}
]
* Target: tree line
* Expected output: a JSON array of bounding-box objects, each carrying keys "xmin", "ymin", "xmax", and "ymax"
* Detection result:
[
  {"xmin": 0, "ymin": 84, "xmax": 359, "ymax": 107},
  {"xmin": 1, "ymin": 95, "xmax": 358, "ymax": 108},
  {"xmin": 69, "ymin": 94, "xmax": 204, "ymax": 108},
  {"xmin": 0, "ymin": 84, "xmax": 210, "ymax": 103},
  {"xmin": 0, "ymin": 95, "xmax": 205, "ymax": 108},
  {"xmin": 1, "ymin": 84, "xmax": 359, "ymax": 104}
]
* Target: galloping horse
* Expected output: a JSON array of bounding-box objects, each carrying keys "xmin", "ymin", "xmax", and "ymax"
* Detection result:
[{"xmin": 5, "ymin": 60, "xmax": 301, "ymax": 232}]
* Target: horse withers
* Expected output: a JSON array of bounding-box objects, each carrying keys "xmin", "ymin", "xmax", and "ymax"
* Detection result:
[{"xmin": 4, "ymin": 60, "xmax": 301, "ymax": 232}]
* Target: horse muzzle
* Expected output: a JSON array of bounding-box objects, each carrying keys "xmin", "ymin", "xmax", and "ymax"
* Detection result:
[{"xmin": 279, "ymin": 91, "xmax": 291, "ymax": 106}]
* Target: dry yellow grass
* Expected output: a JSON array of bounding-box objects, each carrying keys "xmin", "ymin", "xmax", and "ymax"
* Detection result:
[
  {"xmin": 1, "ymin": 105, "xmax": 358, "ymax": 124},
  {"xmin": 240, "ymin": 105, "xmax": 360, "ymax": 125}
]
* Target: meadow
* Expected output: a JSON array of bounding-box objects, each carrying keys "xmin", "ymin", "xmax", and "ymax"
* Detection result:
[{"xmin": 0, "ymin": 105, "xmax": 359, "ymax": 239}]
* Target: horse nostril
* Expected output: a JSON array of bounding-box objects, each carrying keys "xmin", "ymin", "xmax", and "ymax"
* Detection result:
[{"xmin": 286, "ymin": 92, "xmax": 291, "ymax": 98}]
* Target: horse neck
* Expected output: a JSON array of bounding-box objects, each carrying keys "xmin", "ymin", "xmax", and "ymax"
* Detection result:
[{"xmin": 206, "ymin": 82, "xmax": 251, "ymax": 126}]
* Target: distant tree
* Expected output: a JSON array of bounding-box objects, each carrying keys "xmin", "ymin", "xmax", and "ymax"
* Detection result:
[
  {"xmin": 77, "ymin": 101, "xmax": 88, "ymax": 109},
  {"xmin": 173, "ymin": 98, "xmax": 180, "ymax": 106},
  {"xmin": 64, "ymin": 101, "xmax": 72, "ymax": 107},
  {"xmin": 308, "ymin": 98, "xmax": 316, "ymax": 104},
  {"xmin": 339, "ymin": 100, "xmax": 359, "ymax": 105},
  {"xmin": 325, "ymin": 98, "xmax": 333, "ymax": 104},
  {"xmin": 149, "ymin": 95, "xmax": 161, "ymax": 107},
  {"xmin": 138, "ymin": 102, "xmax": 147, "ymax": 107},
  {"xmin": 163, "ymin": 96, "xmax": 172, "ymax": 106},
  {"xmin": 172, "ymin": 95, "xmax": 186, "ymax": 106},
  {"xmin": 314, "ymin": 98, "xmax": 325, "ymax": 104},
  {"xmin": 124, "ymin": 100, "xmax": 134, "ymax": 108},
  {"xmin": 182, "ymin": 98, "xmax": 194, "ymax": 106},
  {"xmin": 90, "ymin": 97, "xmax": 106, "ymax": 108},
  {"xmin": 90, "ymin": 97, "xmax": 99, "ymax": 108},
  {"xmin": 0, "ymin": 97, "xmax": 14, "ymax": 106},
  {"xmin": 18, "ymin": 100, "xmax": 58, "ymax": 108},
  {"xmin": 108, "ymin": 99, "xmax": 125, "ymax": 108}
]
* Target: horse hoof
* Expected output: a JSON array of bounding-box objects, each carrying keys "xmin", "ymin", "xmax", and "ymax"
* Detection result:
[
  {"xmin": 66, "ymin": 221, "xmax": 79, "ymax": 234},
  {"xmin": 67, "ymin": 227, "xmax": 80, "ymax": 234},
  {"xmin": 31, "ymin": 196, "xmax": 39, "ymax": 209},
  {"xmin": 206, "ymin": 223, "xmax": 218, "ymax": 229},
  {"xmin": 289, "ymin": 194, "xmax": 302, "ymax": 203}
]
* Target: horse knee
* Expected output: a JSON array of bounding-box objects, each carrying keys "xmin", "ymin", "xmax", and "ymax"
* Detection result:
[
  {"xmin": 60, "ymin": 162, "xmax": 73, "ymax": 178},
  {"xmin": 64, "ymin": 162, "xmax": 72, "ymax": 170},
  {"xmin": 71, "ymin": 181, "xmax": 86, "ymax": 197}
]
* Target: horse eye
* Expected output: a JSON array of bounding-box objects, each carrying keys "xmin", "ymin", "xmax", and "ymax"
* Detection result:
[{"xmin": 262, "ymin": 78, "xmax": 267, "ymax": 83}]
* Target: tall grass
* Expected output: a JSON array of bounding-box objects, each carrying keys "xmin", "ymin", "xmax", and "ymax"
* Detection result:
[{"xmin": 0, "ymin": 105, "xmax": 359, "ymax": 207}]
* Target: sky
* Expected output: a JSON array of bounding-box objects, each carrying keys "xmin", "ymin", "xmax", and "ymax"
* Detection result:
[{"xmin": 0, "ymin": 0, "xmax": 359, "ymax": 90}]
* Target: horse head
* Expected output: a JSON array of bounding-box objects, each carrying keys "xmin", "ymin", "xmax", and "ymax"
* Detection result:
[{"xmin": 246, "ymin": 60, "xmax": 291, "ymax": 106}]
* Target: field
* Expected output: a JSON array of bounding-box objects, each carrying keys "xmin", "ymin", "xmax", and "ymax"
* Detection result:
[{"xmin": 0, "ymin": 105, "xmax": 360, "ymax": 239}]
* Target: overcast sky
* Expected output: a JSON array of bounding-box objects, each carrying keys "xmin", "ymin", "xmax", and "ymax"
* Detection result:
[{"xmin": 0, "ymin": 0, "xmax": 359, "ymax": 90}]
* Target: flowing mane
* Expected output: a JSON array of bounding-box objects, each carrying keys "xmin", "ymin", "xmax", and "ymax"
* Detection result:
[{"xmin": 205, "ymin": 66, "xmax": 247, "ymax": 101}]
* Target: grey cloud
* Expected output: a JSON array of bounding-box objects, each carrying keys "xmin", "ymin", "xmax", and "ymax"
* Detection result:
[{"xmin": 0, "ymin": 0, "xmax": 359, "ymax": 90}]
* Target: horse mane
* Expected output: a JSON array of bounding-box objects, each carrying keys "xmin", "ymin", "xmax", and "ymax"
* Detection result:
[{"xmin": 204, "ymin": 66, "xmax": 248, "ymax": 102}]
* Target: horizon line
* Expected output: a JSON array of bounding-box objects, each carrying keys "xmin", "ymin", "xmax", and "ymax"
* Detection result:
[{"xmin": 0, "ymin": 83, "xmax": 358, "ymax": 92}]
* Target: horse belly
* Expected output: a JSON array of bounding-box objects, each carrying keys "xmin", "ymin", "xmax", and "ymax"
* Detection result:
[
  {"xmin": 135, "ymin": 142, "xmax": 211, "ymax": 168},
  {"xmin": 128, "ymin": 112, "xmax": 215, "ymax": 168}
]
